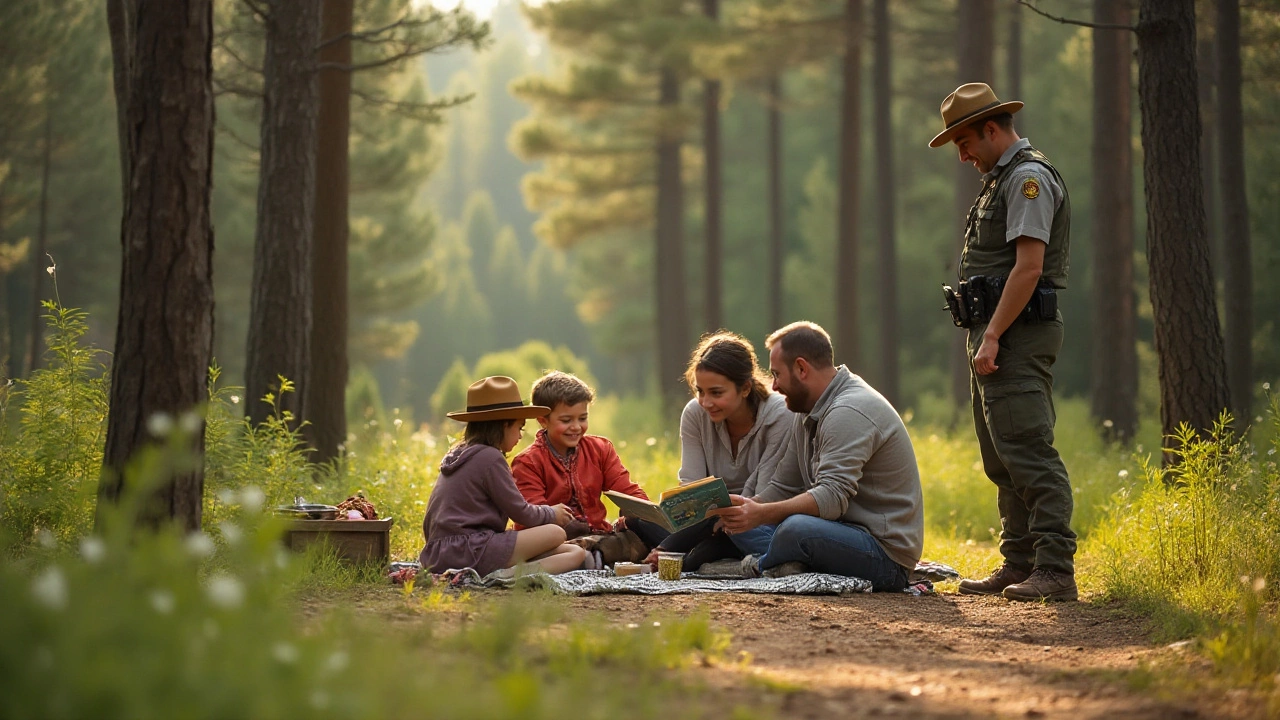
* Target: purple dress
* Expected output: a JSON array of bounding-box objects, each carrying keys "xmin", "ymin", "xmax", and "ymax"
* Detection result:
[{"xmin": 418, "ymin": 443, "xmax": 557, "ymax": 575}]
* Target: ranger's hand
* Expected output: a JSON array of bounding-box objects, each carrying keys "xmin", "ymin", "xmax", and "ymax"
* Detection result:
[{"xmin": 974, "ymin": 333, "xmax": 1000, "ymax": 376}]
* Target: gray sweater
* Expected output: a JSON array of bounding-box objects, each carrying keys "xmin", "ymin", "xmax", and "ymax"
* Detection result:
[
  {"xmin": 678, "ymin": 392, "xmax": 792, "ymax": 496},
  {"xmin": 755, "ymin": 367, "xmax": 924, "ymax": 569}
]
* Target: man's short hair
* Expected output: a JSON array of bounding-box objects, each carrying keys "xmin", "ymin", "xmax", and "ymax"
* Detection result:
[
  {"xmin": 531, "ymin": 371, "xmax": 595, "ymax": 410},
  {"xmin": 968, "ymin": 111, "xmax": 1014, "ymax": 138},
  {"xmin": 765, "ymin": 321, "xmax": 834, "ymax": 369}
]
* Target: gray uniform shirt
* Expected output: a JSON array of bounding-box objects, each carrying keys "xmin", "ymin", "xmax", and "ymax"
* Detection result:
[
  {"xmin": 754, "ymin": 367, "xmax": 924, "ymax": 569},
  {"xmin": 984, "ymin": 138, "xmax": 1065, "ymax": 244}
]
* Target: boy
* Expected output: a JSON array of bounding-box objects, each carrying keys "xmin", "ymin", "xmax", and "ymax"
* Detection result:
[{"xmin": 511, "ymin": 371, "xmax": 669, "ymax": 563}]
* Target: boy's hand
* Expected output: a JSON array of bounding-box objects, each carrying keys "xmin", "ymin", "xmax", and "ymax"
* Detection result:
[
  {"xmin": 551, "ymin": 504, "xmax": 575, "ymax": 527},
  {"xmin": 642, "ymin": 548, "xmax": 660, "ymax": 569}
]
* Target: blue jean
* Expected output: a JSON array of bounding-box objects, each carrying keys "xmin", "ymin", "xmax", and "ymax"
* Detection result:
[
  {"xmin": 728, "ymin": 524, "xmax": 774, "ymax": 557},
  {"xmin": 759, "ymin": 515, "xmax": 909, "ymax": 592}
]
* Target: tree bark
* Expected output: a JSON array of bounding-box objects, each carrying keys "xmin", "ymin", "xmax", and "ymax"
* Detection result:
[
  {"xmin": 835, "ymin": 0, "xmax": 863, "ymax": 369},
  {"xmin": 951, "ymin": 0, "xmax": 996, "ymax": 414},
  {"xmin": 1216, "ymin": 0, "xmax": 1252, "ymax": 423},
  {"xmin": 99, "ymin": 0, "xmax": 216, "ymax": 532},
  {"xmin": 701, "ymin": 0, "xmax": 722, "ymax": 333},
  {"xmin": 1197, "ymin": 34, "xmax": 1219, "ymax": 279},
  {"xmin": 305, "ymin": 0, "xmax": 354, "ymax": 463},
  {"xmin": 656, "ymin": 66, "xmax": 690, "ymax": 416},
  {"xmin": 1089, "ymin": 0, "xmax": 1138, "ymax": 442},
  {"xmin": 105, "ymin": 0, "xmax": 133, "ymax": 195},
  {"xmin": 1136, "ymin": 0, "xmax": 1230, "ymax": 451},
  {"xmin": 872, "ymin": 0, "xmax": 898, "ymax": 407},
  {"xmin": 26, "ymin": 106, "xmax": 52, "ymax": 374},
  {"xmin": 245, "ymin": 0, "xmax": 321, "ymax": 427},
  {"xmin": 767, "ymin": 74, "xmax": 784, "ymax": 333},
  {"xmin": 1007, "ymin": 0, "xmax": 1024, "ymax": 133}
]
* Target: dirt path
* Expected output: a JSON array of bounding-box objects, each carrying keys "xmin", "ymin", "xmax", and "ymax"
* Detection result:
[{"xmin": 566, "ymin": 592, "xmax": 1267, "ymax": 719}]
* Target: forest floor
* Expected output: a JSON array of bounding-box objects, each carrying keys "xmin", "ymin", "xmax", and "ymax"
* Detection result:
[{"xmin": 310, "ymin": 585, "xmax": 1275, "ymax": 719}]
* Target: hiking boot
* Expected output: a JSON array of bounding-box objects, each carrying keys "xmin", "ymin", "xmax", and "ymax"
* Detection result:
[
  {"xmin": 1002, "ymin": 568, "xmax": 1078, "ymax": 602},
  {"xmin": 762, "ymin": 561, "xmax": 808, "ymax": 578},
  {"xmin": 957, "ymin": 563, "xmax": 1031, "ymax": 596}
]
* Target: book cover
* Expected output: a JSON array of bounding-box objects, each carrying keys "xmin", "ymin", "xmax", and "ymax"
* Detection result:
[{"xmin": 604, "ymin": 476, "xmax": 732, "ymax": 532}]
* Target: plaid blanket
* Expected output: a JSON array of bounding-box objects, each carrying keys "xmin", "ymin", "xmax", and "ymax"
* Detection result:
[{"xmin": 429, "ymin": 568, "xmax": 873, "ymax": 596}]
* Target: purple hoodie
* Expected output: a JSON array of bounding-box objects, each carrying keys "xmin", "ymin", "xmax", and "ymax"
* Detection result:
[{"xmin": 418, "ymin": 443, "xmax": 557, "ymax": 574}]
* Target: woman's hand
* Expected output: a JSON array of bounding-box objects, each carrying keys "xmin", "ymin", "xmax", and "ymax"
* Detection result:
[
  {"xmin": 642, "ymin": 548, "xmax": 660, "ymax": 569},
  {"xmin": 551, "ymin": 504, "xmax": 576, "ymax": 527}
]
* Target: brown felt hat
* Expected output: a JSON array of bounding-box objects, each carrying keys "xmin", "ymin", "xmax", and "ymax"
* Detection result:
[
  {"xmin": 929, "ymin": 82, "xmax": 1024, "ymax": 148},
  {"xmin": 446, "ymin": 376, "xmax": 550, "ymax": 422}
]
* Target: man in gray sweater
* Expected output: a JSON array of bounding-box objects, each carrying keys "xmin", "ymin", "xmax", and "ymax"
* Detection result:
[{"xmin": 710, "ymin": 321, "xmax": 923, "ymax": 591}]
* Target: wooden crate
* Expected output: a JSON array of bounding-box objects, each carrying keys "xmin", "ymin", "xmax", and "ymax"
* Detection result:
[{"xmin": 283, "ymin": 517, "xmax": 394, "ymax": 565}]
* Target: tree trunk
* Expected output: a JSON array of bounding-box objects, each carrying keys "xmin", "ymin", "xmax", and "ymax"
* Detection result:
[
  {"xmin": 767, "ymin": 74, "xmax": 784, "ymax": 333},
  {"xmin": 99, "ymin": 0, "xmax": 216, "ymax": 532},
  {"xmin": 1216, "ymin": 0, "xmax": 1252, "ymax": 423},
  {"xmin": 1089, "ymin": 0, "xmax": 1138, "ymax": 443},
  {"xmin": 305, "ymin": 0, "xmax": 354, "ymax": 464},
  {"xmin": 26, "ymin": 106, "xmax": 52, "ymax": 374},
  {"xmin": 951, "ymin": 0, "xmax": 996, "ymax": 415},
  {"xmin": 1136, "ymin": 0, "xmax": 1230, "ymax": 451},
  {"xmin": 245, "ymin": 0, "xmax": 321, "ymax": 427},
  {"xmin": 656, "ymin": 66, "xmax": 690, "ymax": 416},
  {"xmin": 1198, "ymin": 34, "xmax": 1219, "ymax": 279},
  {"xmin": 872, "ymin": 0, "xmax": 898, "ymax": 407},
  {"xmin": 835, "ymin": 0, "xmax": 863, "ymax": 369},
  {"xmin": 701, "ymin": 0, "xmax": 722, "ymax": 333},
  {"xmin": 1007, "ymin": 0, "xmax": 1024, "ymax": 134},
  {"xmin": 105, "ymin": 0, "xmax": 132, "ymax": 195}
]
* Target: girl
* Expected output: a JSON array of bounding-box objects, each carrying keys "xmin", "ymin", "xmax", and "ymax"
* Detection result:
[
  {"xmin": 419, "ymin": 376, "xmax": 587, "ymax": 577},
  {"xmin": 646, "ymin": 331, "xmax": 792, "ymax": 570}
]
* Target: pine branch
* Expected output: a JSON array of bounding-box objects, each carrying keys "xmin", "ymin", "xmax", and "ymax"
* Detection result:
[
  {"xmin": 1017, "ymin": 1, "xmax": 1135, "ymax": 32},
  {"xmin": 349, "ymin": 87, "xmax": 471, "ymax": 121}
]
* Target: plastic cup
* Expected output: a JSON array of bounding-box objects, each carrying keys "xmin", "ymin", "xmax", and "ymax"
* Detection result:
[{"xmin": 657, "ymin": 552, "xmax": 684, "ymax": 581}]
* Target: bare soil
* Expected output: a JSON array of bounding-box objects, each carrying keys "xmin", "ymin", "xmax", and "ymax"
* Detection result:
[{"xmin": 564, "ymin": 591, "xmax": 1273, "ymax": 720}]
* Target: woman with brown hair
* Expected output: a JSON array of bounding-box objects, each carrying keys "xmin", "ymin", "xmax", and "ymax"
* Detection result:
[
  {"xmin": 645, "ymin": 331, "xmax": 792, "ymax": 571},
  {"xmin": 418, "ymin": 376, "xmax": 587, "ymax": 577}
]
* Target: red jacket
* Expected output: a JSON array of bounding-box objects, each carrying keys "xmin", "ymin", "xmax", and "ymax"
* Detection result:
[{"xmin": 510, "ymin": 431, "xmax": 649, "ymax": 532}]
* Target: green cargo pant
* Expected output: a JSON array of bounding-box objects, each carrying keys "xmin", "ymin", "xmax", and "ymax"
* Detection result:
[{"xmin": 967, "ymin": 315, "xmax": 1076, "ymax": 574}]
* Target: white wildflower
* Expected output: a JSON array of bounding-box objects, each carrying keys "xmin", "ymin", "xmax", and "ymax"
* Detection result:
[
  {"xmin": 1118, "ymin": 469, "xmax": 1130, "ymax": 479},
  {"xmin": 645, "ymin": 437, "xmax": 657, "ymax": 447},
  {"xmin": 393, "ymin": 418, "xmax": 404, "ymax": 430},
  {"xmin": 626, "ymin": 623, "xmax": 639, "ymax": 629},
  {"xmin": 272, "ymin": 642, "xmax": 299, "ymax": 664},
  {"xmin": 1264, "ymin": 382, "xmax": 1271, "ymax": 391},
  {"xmin": 35, "ymin": 528, "xmax": 56, "ymax": 549},
  {"xmin": 1254, "ymin": 577, "xmax": 1267, "ymax": 593},
  {"xmin": 147, "ymin": 412, "xmax": 174, "ymax": 437},
  {"xmin": 230, "ymin": 395, "xmax": 241, "ymax": 405},
  {"xmin": 239, "ymin": 486, "xmax": 266, "ymax": 513},
  {"xmin": 326, "ymin": 651, "xmax": 349, "ymax": 673},
  {"xmin": 217, "ymin": 488, "xmax": 238, "ymax": 505},
  {"xmin": 31, "ymin": 567, "xmax": 68, "ymax": 610},
  {"xmin": 179, "ymin": 411, "xmax": 203, "ymax": 435},
  {"xmin": 1103, "ymin": 419, "xmax": 1114, "ymax": 428},
  {"xmin": 218, "ymin": 522, "xmax": 243, "ymax": 546},
  {"xmin": 79, "ymin": 537, "xmax": 106, "ymax": 565},
  {"xmin": 205, "ymin": 574, "xmax": 244, "ymax": 609},
  {"xmin": 45, "ymin": 265, "xmax": 55, "ymax": 276},
  {"xmin": 652, "ymin": 621, "xmax": 661, "ymax": 627},
  {"xmin": 185, "ymin": 532, "xmax": 216, "ymax": 559},
  {"xmin": 150, "ymin": 590, "xmax": 175, "ymax": 615}
]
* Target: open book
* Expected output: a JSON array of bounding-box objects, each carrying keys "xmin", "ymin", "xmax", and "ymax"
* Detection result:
[{"xmin": 604, "ymin": 476, "xmax": 732, "ymax": 533}]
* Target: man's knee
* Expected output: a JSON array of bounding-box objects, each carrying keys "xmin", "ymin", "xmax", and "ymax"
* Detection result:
[{"xmin": 772, "ymin": 515, "xmax": 827, "ymax": 545}]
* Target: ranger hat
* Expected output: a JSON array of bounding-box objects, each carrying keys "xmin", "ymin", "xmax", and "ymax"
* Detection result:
[
  {"xmin": 446, "ymin": 376, "xmax": 550, "ymax": 422},
  {"xmin": 929, "ymin": 82, "xmax": 1024, "ymax": 148}
]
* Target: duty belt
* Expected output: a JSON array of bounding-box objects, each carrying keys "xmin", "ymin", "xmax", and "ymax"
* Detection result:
[{"xmin": 942, "ymin": 275, "xmax": 1057, "ymax": 329}]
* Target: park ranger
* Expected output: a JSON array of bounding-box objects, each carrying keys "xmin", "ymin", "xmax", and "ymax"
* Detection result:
[{"xmin": 932, "ymin": 82, "xmax": 1077, "ymax": 601}]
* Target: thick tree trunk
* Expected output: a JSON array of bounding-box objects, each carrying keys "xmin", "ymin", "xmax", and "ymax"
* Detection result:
[
  {"xmin": 245, "ymin": 0, "xmax": 321, "ymax": 427},
  {"xmin": 99, "ymin": 0, "xmax": 215, "ymax": 532},
  {"xmin": 105, "ymin": 0, "xmax": 132, "ymax": 195},
  {"xmin": 701, "ymin": 0, "xmax": 722, "ymax": 332},
  {"xmin": 305, "ymin": 0, "xmax": 354, "ymax": 464},
  {"xmin": 872, "ymin": 0, "xmax": 898, "ymax": 407},
  {"xmin": 1216, "ymin": 0, "xmax": 1252, "ymax": 423},
  {"xmin": 951, "ymin": 0, "xmax": 996, "ymax": 415},
  {"xmin": 1090, "ymin": 0, "xmax": 1138, "ymax": 443},
  {"xmin": 767, "ymin": 74, "xmax": 784, "ymax": 333},
  {"xmin": 1136, "ymin": 0, "xmax": 1230, "ymax": 451},
  {"xmin": 26, "ymin": 107, "xmax": 52, "ymax": 374},
  {"xmin": 656, "ymin": 67, "xmax": 690, "ymax": 416},
  {"xmin": 1198, "ymin": 34, "xmax": 1219, "ymax": 279},
  {"xmin": 835, "ymin": 0, "xmax": 863, "ymax": 368}
]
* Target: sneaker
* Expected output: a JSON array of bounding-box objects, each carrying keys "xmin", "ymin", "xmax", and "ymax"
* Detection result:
[
  {"xmin": 741, "ymin": 554, "xmax": 762, "ymax": 578},
  {"xmin": 762, "ymin": 561, "xmax": 808, "ymax": 578},
  {"xmin": 1003, "ymin": 568, "xmax": 1078, "ymax": 602},
  {"xmin": 696, "ymin": 558, "xmax": 747, "ymax": 577},
  {"xmin": 957, "ymin": 563, "xmax": 1031, "ymax": 596}
]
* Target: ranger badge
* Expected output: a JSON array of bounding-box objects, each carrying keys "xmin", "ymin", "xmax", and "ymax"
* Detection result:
[{"xmin": 1021, "ymin": 177, "xmax": 1040, "ymax": 200}]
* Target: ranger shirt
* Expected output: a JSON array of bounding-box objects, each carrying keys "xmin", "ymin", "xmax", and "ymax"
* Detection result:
[{"xmin": 959, "ymin": 138, "xmax": 1071, "ymax": 288}]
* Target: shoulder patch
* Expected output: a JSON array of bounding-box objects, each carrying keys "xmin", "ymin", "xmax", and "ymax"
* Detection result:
[{"xmin": 1021, "ymin": 177, "xmax": 1040, "ymax": 200}]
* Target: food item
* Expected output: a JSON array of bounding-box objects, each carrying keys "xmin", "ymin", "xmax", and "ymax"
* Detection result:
[
  {"xmin": 613, "ymin": 562, "xmax": 652, "ymax": 577},
  {"xmin": 657, "ymin": 552, "xmax": 684, "ymax": 581}
]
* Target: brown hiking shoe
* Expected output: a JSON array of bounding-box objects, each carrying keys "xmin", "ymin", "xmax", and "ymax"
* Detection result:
[
  {"xmin": 957, "ymin": 564, "xmax": 1030, "ymax": 596},
  {"xmin": 1003, "ymin": 568, "xmax": 1078, "ymax": 602}
]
